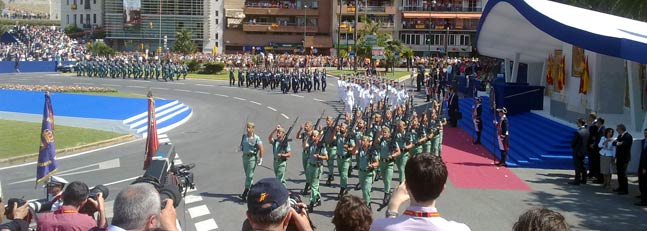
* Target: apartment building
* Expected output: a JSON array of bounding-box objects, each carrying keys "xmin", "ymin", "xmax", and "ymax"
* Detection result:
[
  {"xmin": 224, "ymin": 0, "xmax": 333, "ymax": 55},
  {"xmin": 60, "ymin": 0, "xmax": 103, "ymax": 29}
]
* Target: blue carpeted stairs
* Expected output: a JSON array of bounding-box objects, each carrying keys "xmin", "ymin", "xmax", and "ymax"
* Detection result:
[{"xmin": 457, "ymin": 96, "xmax": 575, "ymax": 169}]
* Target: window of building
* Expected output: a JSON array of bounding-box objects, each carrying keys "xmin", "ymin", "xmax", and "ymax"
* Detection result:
[
  {"xmin": 86, "ymin": 14, "xmax": 90, "ymax": 25},
  {"xmin": 80, "ymin": 14, "xmax": 83, "ymax": 24},
  {"xmin": 215, "ymin": 11, "xmax": 218, "ymax": 16},
  {"xmin": 93, "ymin": 14, "xmax": 96, "ymax": 24},
  {"xmin": 215, "ymin": 33, "xmax": 218, "ymax": 39},
  {"xmin": 93, "ymin": 0, "xmax": 96, "ymax": 4},
  {"xmin": 448, "ymin": 34, "xmax": 456, "ymax": 45},
  {"xmin": 73, "ymin": 14, "xmax": 77, "ymax": 26},
  {"xmin": 67, "ymin": 0, "xmax": 69, "ymax": 5},
  {"xmin": 66, "ymin": 15, "xmax": 69, "ymax": 24},
  {"xmin": 215, "ymin": 18, "xmax": 218, "ymax": 24},
  {"xmin": 85, "ymin": 0, "xmax": 90, "ymax": 9},
  {"xmin": 178, "ymin": 22, "xmax": 184, "ymax": 28}
]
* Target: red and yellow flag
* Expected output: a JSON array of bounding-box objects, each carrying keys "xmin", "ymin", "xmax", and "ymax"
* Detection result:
[
  {"xmin": 546, "ymin": 55, "xmax": 553, "ymax": 85},
  {"xmin": 579, "ymin": 56, "xmax": 590, "ymax": 94},
  {"xmin": 557, "ymin": 55, "xmax": 565, "ymax": 91}
]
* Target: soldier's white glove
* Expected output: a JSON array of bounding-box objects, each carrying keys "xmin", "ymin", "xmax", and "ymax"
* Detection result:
[{"xmin": 257, "ymin": 158, "xmax": 263, "ymax": 166}]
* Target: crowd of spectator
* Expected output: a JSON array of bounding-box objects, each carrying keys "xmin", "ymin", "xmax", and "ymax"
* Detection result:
[
  {"xmin": 1, "ymin": 25, "xmax": 87, "ymax": 62},
  {"xmin": 1, "ymin": 9, "xmax": 50, "ymax": 20}
]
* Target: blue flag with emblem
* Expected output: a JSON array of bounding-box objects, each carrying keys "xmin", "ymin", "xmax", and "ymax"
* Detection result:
[{"xmin": 36, "ymin": 92, "xmax": 59, "ymax": 186}]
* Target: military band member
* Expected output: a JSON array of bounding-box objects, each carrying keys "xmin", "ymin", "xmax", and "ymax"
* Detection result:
[
  {"xmin": 494, "ymin": 107, "xmax": 509, "ymax": 167},
  {"xmin": 306, "ymin": 130, "xmax": 328, "ymax": 212},
  {"xmin": 268, "ymin": 125, "xmax": 291, "ymax": 187},
  {"xmin": 335, "ymin": 123, "xmax": 355, "ymax": 199},
  {"xmin": 240, "ymin": 122, "xmax": 265, "ymax": 200},
  {"xmin": 357, "ymin": 135, "xmax": 379, "ymax": 207}
]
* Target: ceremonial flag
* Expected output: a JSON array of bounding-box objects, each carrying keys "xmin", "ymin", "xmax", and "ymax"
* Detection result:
[
  {"xmin": 557, "ymin": 55, "xmax": 565, "ymax": 91},
  {"xmin": 143, "ymin": 91, "xmax": 159, "ymax": 170},
  {"xmin": 36, "ymin": 92, "xmax": 58, "ymax": 186},
  {"xmin": 579, "ymin": 56, "xmax": 590, "ymax": 94},
  {"xmin": 546, "ymin": 55, "xmax": 553, "ymax": 85}
]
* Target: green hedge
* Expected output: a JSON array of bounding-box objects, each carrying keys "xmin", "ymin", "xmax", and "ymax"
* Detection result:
[
  {"xmin": 0, "ymin": 19, "xmax": 59, "ymax": 26},
  {"xmin": 200, "ymin": 62, "xmax": 225, "ymax": 74}
]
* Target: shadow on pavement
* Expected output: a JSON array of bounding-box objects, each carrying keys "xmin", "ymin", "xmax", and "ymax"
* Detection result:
[{"xmin": 200, "ymin": 192, "xmax": 244, "ymax": 204}]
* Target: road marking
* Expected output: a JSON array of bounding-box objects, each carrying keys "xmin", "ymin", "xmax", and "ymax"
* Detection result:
[
  {"xmin": 281, "ymin": 113, "xmax": 289, "ymax": 119},
  {"xmin": 195, "ymin": 91, "xmax": 210, "ymax": 95},
  {"xmin": 233, "ymin": 97, "xmax": 246, "ymax": 101},
  {"xmin": 214, "ymin": 94, "xmax": 229, "ymax": 98},
  {"xmin": 195, "ymin": 84, "xmax": 214, "ymax": 87},
  {"xmin": 104, "ymin": 176, "xmax": 140, "ymax": 186},
  {"xmin": 313, "ymin": 98, "xmax": 325, "ymax": 102},
  {"xmin": 184, "ymin": 195, "xmax": 203, "ymax": 204},
  {"xmin": 159, "ymin": 134, "xmax": 168, "ymax": 139},
  {"xmin": 267, "ymin": 106, "xmax": 277, "ymax": 111},
  {"xmin": 222, "ymin": 86, "xmax": 236, "ymax": 89},
  {"xmin": 290, "ymin": 94, "xmax": 304, "ymax": 98},
  {"xmin": 159, "ymin": 138, "xmax": 171, "ymax": 143},
  {"xmin": 194, "ymin": 219, "xmax": 218, "ymax": 231},
  {"xmin": 187, "ymin": 186, "xmax": 197, "ymax": 193},
  {"xmin": 168, "ymin": 82, "xmax": 185, "ymax": 85},
  {"xmin": 176, "ymin": 220, "xmax": 183, "ymax": 231},
  {"xmin": 249, "ymin": 100, "xmax": 261, "ymax": 105},
  {"xmin": 151, "ymin": 87, "xmax": 169, "ymax": 90},
  {"xmin": 174, "ymin": 89, "xmax": 191, "ymax": 92},
  {"xmin": 9, "ymin": 158, "xmax": 120, "ymax": 184},
  {"xmin": 101, "ymin": 84, "xmax": 120, "ymax": 87},
  {"xmin": 187, "ymin": 205, "xmax": 210, "ymax": 219},
  {"xmin": 74, "ymin": 82, "xmax": 92, "ymax": 85},
  {"xmin": 127, "ymin": 86, "xmax": 146, "ymax": 89}
]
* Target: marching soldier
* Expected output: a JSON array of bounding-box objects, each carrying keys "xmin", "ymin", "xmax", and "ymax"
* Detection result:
[
  {"xmin": 268, "ymin": 125, "xmax": 291, "ymax": 187},
  {"xmin": 321, "ymin": 69, "xmax": 327, "ymax": 92},
  {"xmin": 335, "ymin": 123, "xmax": 355, "ymax": 199},
  {"xmin": 306, "ymin": 130, "xmax": 328, "ymax": 212},
  {"xmin": 239, "ymin": 122, "xmax": 264, "ymax": 200},
  {"xmin": 323, "ymin": 116, "xmax": 338, "ymax": 186},
  {"xmin": 238, "ymin": 68, "xmax": 244, "ymax": 87},
  {"xmin": 377, "ymin": 126, "xmax": 400, "ymax": 207},
  {"xmin": 296, "ymin": 121, "xmax": 314, "ymax": 195},
  {"xmin": 357, "ymin": 135, "xmax": 379, "ymax": 208},
  {"xmin": 395, "ymin": 121, "xmax": 412, "ymax": 183},
  {"xmin": 229, "ymin": 67, "xmax": 235, "ymax": 86}
]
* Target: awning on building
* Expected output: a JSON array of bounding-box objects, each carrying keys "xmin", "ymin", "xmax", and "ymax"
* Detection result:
[
  {"xmin": 403, "ymin": 12, "xmax": 481, "ymax": 19},
  {"xmin": 476, "ymin": 0, "xmax": 647, "ymax": 63}
]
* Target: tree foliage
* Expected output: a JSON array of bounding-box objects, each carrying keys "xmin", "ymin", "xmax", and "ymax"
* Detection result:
[
  {"xmin": 87, "ymin": 41, "xmax": 115, "ymax": 57},
  {"xmin": 355, "ymin": 19, "xmax": 408, "ymax": 71},
  {"xmin": 172, "ymin": 28, "xmax": 197, "ymax": 55},
  {"xmin": 558, "ymin": 0, "xmax": 646, "ymax": 21},
  {"xmin": 63, "ymin": 24, "xmax": 84, "ymax": 39}
]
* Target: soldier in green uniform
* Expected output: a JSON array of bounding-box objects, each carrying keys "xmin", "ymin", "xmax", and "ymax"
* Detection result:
[
  {"xmin": 377, "ymin": 126, "xmax": 400, "ymax": 206},
  {"xmin": 409, "ymin": 116, "xmax": 424, "ymax": 156},
  {"xmin": 268, "ymin": 125, "xmax": 291, "ymax": 187},
  {"xmin": 306, "ymin": 130, "xmax": 328, "ymax": 212},
  {"xmin": 357, "ymin": 135, "xmax": 379, "ymax": 207},
  {"xmin": 431, "ymin": 103, "xmax": 446, "ymax": 156},
  {"xmin": 239, "ymin": 122, "xmax": 265, "ymax": 200},
  {"xmin": 420, "ymin": 112, "xmax": 434, "ymax": 153},
  {"xmin": 334, "ymin": 123, "xmax": 355, "ymax": 199},
  {"xmin": 394, "ymin": 121, "xmax": 411, "ymax": 183},
  {"xmin": 296, "ymin": 121, "xmax": 313, "ymax": 195},
  {"xmin": 323, "ymin": 116, "xmax": 338, "ymax": 186}
]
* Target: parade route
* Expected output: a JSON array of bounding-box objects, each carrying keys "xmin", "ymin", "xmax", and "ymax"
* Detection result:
[{"xmin": 1, "ymin": 73, "xmax": 646, "ymax": 231}]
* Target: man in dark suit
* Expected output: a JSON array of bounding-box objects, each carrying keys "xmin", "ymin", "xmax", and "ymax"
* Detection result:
[
  {"xmin": 472, "ymin": 97, "xmax": 483, "ymax": 144},
  {"xmin": 587, "ymin": 113, "xmax": 602, "ymax": 184},
  {"xmin": 612, "ymin": 124, "xmax": 633, "ymax": 194},
  {"xmin": 570, "ymin": 118, "xmax": 590, "ymax": 185},
  {"xmin": 448, "ymin": 87, "xmax": 459, "ymax": 127},
  {"xmin": 636, "ymin": 128, "xmax": 647, "ymax": 206}
]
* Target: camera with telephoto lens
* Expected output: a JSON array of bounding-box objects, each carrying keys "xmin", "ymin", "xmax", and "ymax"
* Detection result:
[
  {"xmin": 286, "ymin": 193, "xmax": 315, "ymax": 231},
  {"xmin": 132, "ymin": 143, "xmax": 196, "ymax": 209},
  {"xmin": 4, "ymin": 198, "xmax": 51, "ymax": 223}
]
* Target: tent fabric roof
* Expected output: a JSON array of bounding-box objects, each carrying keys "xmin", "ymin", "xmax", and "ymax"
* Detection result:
[{"xmin": 476, "ymin": 0, "xmax": 647, "ymax": 64}]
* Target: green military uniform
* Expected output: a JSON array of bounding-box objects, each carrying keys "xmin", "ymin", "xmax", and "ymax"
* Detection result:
[
  {"xmin": 300, "ymin": 130, "xmax": 311, "ymax": 179},
  {"xmin": 432, "ymin": 116, "xmax": 445, "ymax": 157},
  {"xmin": 409, "ymin": 128, "xmax": 423, "ymax": 155},
  {"xmin": 307, "ymin": 140, "xmax": 327, "ymax": 204},
  {"xmin": 422, "ymin": 122, "xmax": 433, "ymax": 153},
  {"xmin": 358, "ymin": 145, "xmax": 378, "ymax": 205},
  {"xmin": 336, "ymin": 132, "xmax": 355, "ymax": 189},
  {"xmin": 324, "ymin": 126, "xmax": 337, "ymax": 182},
  {"xmin": 394, "ymin": 130, "xmax": 410, "ymax": 183},
  {"xmin": 241, "ymin": 133, "xmax": 262, "ymax": 189},
  {"xmin": 378, "ymin": 138, "xmax": 399, "ymax": 194},
  {"xmin": 272, "ymin": 139, "xmax": 291, "ymax": 187}
]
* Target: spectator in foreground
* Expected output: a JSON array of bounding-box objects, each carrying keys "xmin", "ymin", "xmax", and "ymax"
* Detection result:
[
  {"xmin": 512, "ymin": 208, "xmax": 570, "ymax": 231},
  {"xmin": 37, "ymin": 181, "xmax": 106, "ymax": 231},
  {"xmin": 332, "ymin": 195, "xmax": 372, "ymax": 231},
  {"xmin": 107, "ymin": 183, "xmax": 178, "ymax": 231},
  {"xmin": 370, "ymin": 153, "xmax": 470, "ymax": 231},
  {"xmin": 0, "ymin": 201, "xmax": 30, "ymax": 231},
  {"xmin": 244, "ymin": 178, "xmax": 313, "ymax": 231}
]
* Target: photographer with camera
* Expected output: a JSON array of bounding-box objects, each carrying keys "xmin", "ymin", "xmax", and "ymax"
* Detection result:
[
  {"xmin": 106, "ymin": 183, "xmax": 178, "ymax": 231},
  {"xmin": 37, "ymin": 181, "xmax": 107, "ymax": 231},
  {"xmin": 0, "ymin": 200, "xmax": 30, "ymax": 231},
  {"xmin": 243, "ymin": 178, "xmax": 313, "ymax": 231}
]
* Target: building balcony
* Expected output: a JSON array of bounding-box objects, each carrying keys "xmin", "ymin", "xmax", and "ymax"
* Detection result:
[
  {"xmin": 401, "ymin": 6, "xmax": 483, "ymax": 12},
  {"xmin": 406, "ymin": 44, "xmax": 473, "ymax": 52},
  {"xmin": 400, "ymin": 24, "xmax": 477, "ymax": 31},
  {"xmin": 336, "ymin": 5, "xmax": 396, "ymax": 15},
  {"xmin": 243, "ymin": 7, "xmax": 319, "ymax": 16},
  {"xmin": 401, "ymin": 12, "xmax": 481, "ymax": 20},
  {"xmin": 243, "ymin": 23, "xmax": 318, "ymax": 33}
]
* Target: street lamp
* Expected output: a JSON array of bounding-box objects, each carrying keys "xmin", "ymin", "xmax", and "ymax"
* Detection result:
[{"xmin": 304, "ymin": 4, "xmax": 308, "ymax": 54}]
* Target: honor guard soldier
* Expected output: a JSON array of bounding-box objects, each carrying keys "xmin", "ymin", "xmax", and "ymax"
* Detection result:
[
  {"xmin": 335, "ymin": 123, "xmax": 355, "ymax": 199},
  {"xmin": 323, "ymin": 116, "xmax": 338, "ymax": 186},
  {"xmin": 494, "ymin": 107, "xmax": 509, "ymax": 167},
  {"xmin": 313, "ymin": 69, "xmax": 320, "ymax": 91},
  {"xmin": 321, "ymin": 69, "xmax": 327, "ymax": 92},
  {"xmin": 306, "ymin": 130, "xmax": 328, "ymax": 212},
  {"xmin": 245, "ymin": 68, "xmax": 251, "ymax": 88},
  {"xmin": 238, "ymin": 68, "xmax": 244, "ymax": 87},
  {"xmin": 473, "ymin": 97, "xmax": 483, "ymax": 144},
  {"xmin": 357, "ymin": 135, "xmax": 379, "ymax": 208},
  {"xmin": 229, "ymin": 67, "xmax": 235, "ymax": 86},
  {"xmin": 239, "ymin": 122, "xmax": 265, "ymax": 200},
  {"xmin": 268, "ymin": 125, "xmax": 291, "ymax": 187}
]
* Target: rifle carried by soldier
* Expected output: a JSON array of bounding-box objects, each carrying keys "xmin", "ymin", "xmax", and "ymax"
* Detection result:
[
  {"xmin": 278, "ymin": 117, "xmax": 299, "ymax": 161},
  {"xmin": 314, "ymin": 109, "xmax": 326, "ymax": 131}
]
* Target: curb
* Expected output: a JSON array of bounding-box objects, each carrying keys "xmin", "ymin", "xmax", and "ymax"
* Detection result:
[{"xmin": 0, "ymin": 134, "xmax": 137, "ymax": 166}]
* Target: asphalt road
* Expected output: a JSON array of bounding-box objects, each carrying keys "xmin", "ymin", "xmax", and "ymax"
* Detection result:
[{"xmin": 1, "ymin": 72, "xmax": 646, "ymax": 231}]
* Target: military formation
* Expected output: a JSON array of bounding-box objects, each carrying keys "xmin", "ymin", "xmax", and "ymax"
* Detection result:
[
  {"xmin": 239, "ymin": 94, "xmax": 448, "ymax": 213},
  {"xmin": 75, "ymin": 59, "xmax": 188, "ymax": 81},
  {"xmin": 229, "ymin": 67, "xmax": 328, "ymax": 94}
]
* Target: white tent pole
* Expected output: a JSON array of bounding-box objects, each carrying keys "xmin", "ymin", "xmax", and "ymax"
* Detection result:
[
  {"xmin": 504, "ymin": 58, "xmax": 511, "ymax": 82},
  {"xmin": 511, "ymin": 53, "xmax": 520, "ymax": 83},
  {"xmin": 627, "ymin": 61, "xmax": 642, "ymax": 131}
]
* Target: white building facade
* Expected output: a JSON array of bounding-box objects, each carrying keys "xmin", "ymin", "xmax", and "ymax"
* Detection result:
[{"xmin": 60, "ymin": 0, "xmax": 104, "ymax": 29}]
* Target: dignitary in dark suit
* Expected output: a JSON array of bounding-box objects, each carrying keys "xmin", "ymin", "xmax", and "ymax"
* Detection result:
[
  {"xmin": 569, "ymin": 118, "xmax": 590, "ymax": 185},
  {"xmin": 587, "ymin": 113, "xmax": 602, "ymax": 183},
  {"xmin": 636, "ymin": 129, "xmax": 647, "ymax": 206},
  {"xmin": 472, "ymin": 97, "xmax": 483, "ymax": 144},
  {"xmin": 448, "ymin": 87, "xmax": 459, "ymax": 127},
  {"xmin": 612, "ymin": 124, "xmax": 632, "ymax": 195}
]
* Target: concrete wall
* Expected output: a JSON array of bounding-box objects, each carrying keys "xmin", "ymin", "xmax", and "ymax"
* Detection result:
[{"xmin": 0, "ymin": 61, "xmax": 58, "ymax": 73}]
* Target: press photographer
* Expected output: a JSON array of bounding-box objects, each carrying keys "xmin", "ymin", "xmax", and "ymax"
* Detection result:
[
  {"xmin": 37, "ymin": 181, "xmax": 107, "ymax": 230},
  {"xmin": 0, "ymin": 200, "xmax": 30, "ymax": 231},
  {"xmin": 242, "ymin": 178, "xmax": 314, "ymax": 231},
  {"xmin": 105, "ymin": 183, "xmax": 178, "ymax": 231}
]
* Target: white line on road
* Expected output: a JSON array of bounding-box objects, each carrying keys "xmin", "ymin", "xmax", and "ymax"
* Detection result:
[
  {"xmin": 104, "ymin": 176, "xmax": 140, "ymax": 186},
  {"xmin": 249, "ymin": 101, "xmax": 261, "ymax": 105},
  {"xmin": 127, "ymin": 86, "xmax": 146, "ymax": 89},
  {"xmin": 184, "ymin": 195, "xmax": 203, "ymax": 204},
  {"xmin": 159, "ymin": 138, "xmax": 171, "ymax": 143},
  {"xmin": 313, "ymin": 98, "xmax": 325, "ymax": 102},
  {"xmin": 267, "ymin": 106, "xmax": 277, "ymax": 111},
  {"xmin": 101, "ymin": 84, "xmax": 120, "ymax": 87},
  {"xmin": 194, "ymin": 219, "xmax": 218, "ymax": 231},
  {"xmin": 151, "ymin": 87, "xmax": 169, "ymax": 90},
  {"xmin": 168, "ymin": 82, "xmax": 186, "ymax": 85},
  {"xmin": 158, "ymin": 134, "xmax": 168, "ymax": 138},
  {"xmin": 233, "ymin": 97, "xmax": 246, "ymax": 101},
  {"xmin": 195, "ymin": 91, "xmax": 210, "ymax": 95},
  {"xmin": 187, "ymin": 205, "xmax": 210, "ymax": 219},
  {"xmin": 195, "ymin": 84, "xmax": 214, "ymax": 87},
  {"xmin": 174, "ymin": 89, "xmax": 191, "ymax": 92},
  {"xmin": 176, "ymin": 220, "xmax": 183, "ymax": 231},
  {"xmin": 281, "ymin": 113, "xmax": 289, "ymax": 119},
  {"xmin": 214, "ymin": 94, "xmax": 229, "ymax": 98},
  {"xmin": 74, "ymin": 82, "xmax": 93, "ymax": 85},
  {"xmin": 290, "ymin": 94, "xmax": 304, "ymax": 98}
]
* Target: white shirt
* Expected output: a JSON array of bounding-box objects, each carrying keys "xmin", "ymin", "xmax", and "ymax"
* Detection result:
[
  {"xmin": 370, "ymin": 206, "xmax": 470, "ymax": 231},
  {"xmin": 598, "ymin": 136, "xmax": 616, "ymax": 157},
  {"xmin": 346, "ymin": 90, "xmax": 355, "ymax": 106}
]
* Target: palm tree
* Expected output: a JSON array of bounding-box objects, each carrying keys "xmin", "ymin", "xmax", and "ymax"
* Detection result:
[{"xmin": 172, "ymin": 28, "xmax": 197, "ymax": 55}]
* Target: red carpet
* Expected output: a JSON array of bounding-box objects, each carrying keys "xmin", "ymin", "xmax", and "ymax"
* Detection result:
[{"xmin": 441, "ymin": 127, "xmax": 532, "ymax": 191}]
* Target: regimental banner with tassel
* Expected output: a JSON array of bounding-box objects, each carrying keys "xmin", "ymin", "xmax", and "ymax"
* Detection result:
[
  {"xmin": 557, "ymin": 55, "xmax": 565, "ymax": 91},
  {"xmin": 36, "ymin": 92, "xmax": 59, "ymax": 186},
  {"xmin": 546, "ymin": 55, "xmax": 554, "ymax": 85},
  {"xmin": 579, "ymin": 55, "xmax": 590, "ymax": 94},
  {"xmin": 143, "ymin": 90, "xmax": 159, "ymax": 170}
]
